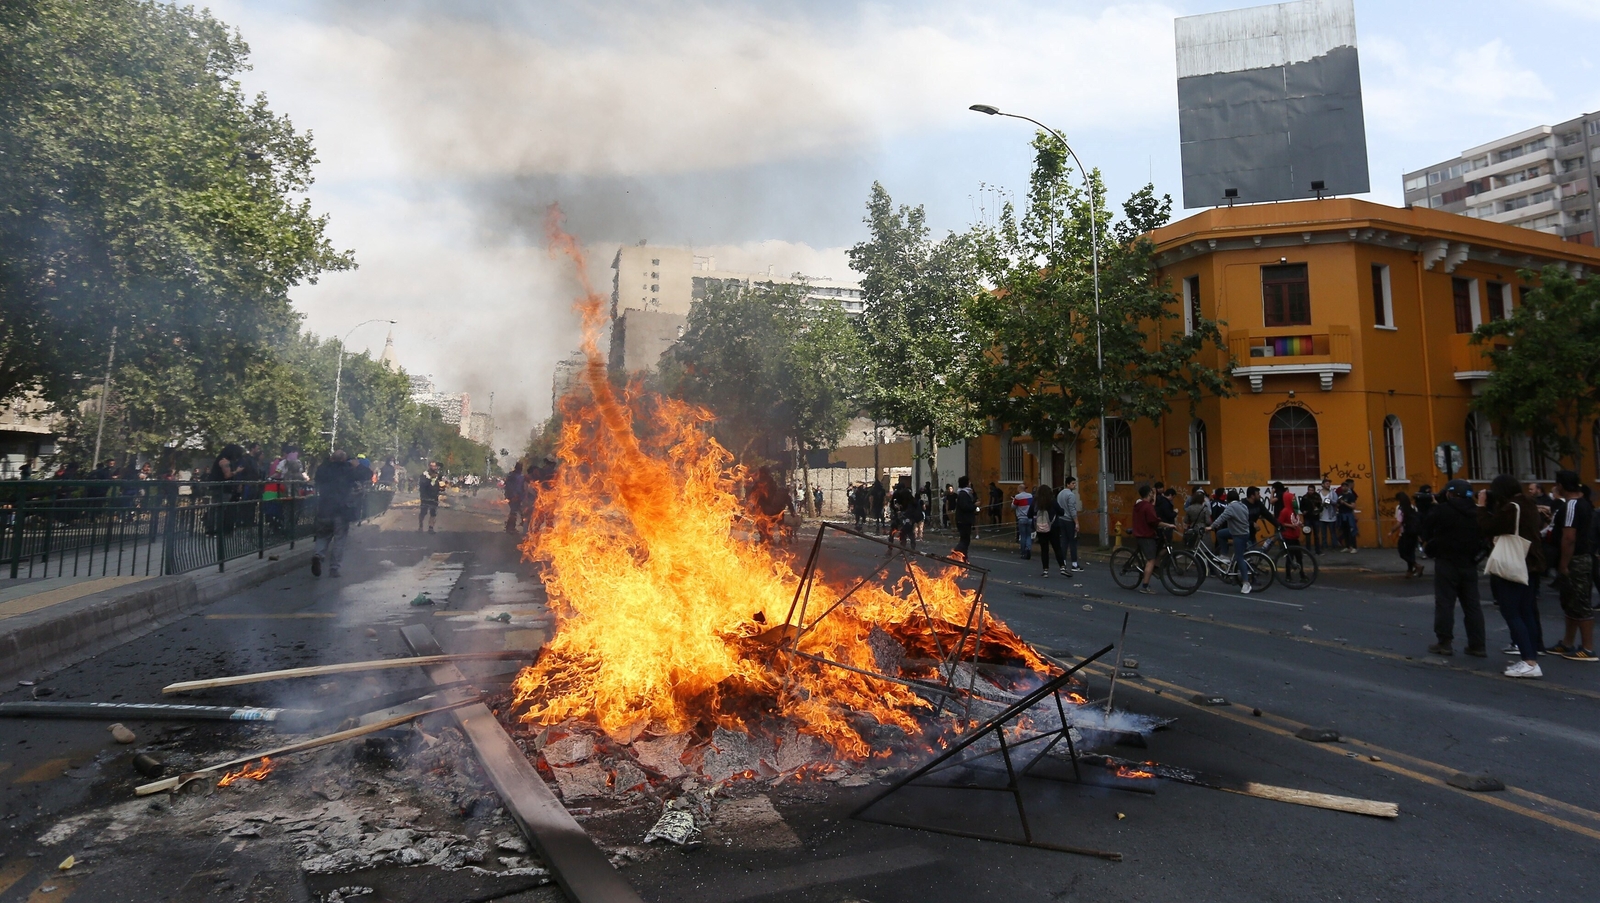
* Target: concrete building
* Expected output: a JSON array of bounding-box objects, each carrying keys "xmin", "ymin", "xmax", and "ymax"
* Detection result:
[
  {"xmin": 964, "ymin": 198, "xmax": 1600, "ymax": 546},
  {"xmin": 468, "ymin": 411, "xmax": 494, "ymax": 446},
  {"xmin": 0, "ymin": 394, "xmax": 61, "ymax": 479},
  {"xmin": 551, "ymin": 351, "xmax": 594, "ymax": 410},
  {"xmin": 408, "ymin": 374, "xmax": 471, "ymax": 438},
  {"xmin": 1402, "ymin": 111, "xmax": 1600, "ymax": 245},
  {"xmin": 607, "ymin": 244, "xmax": 865, "ymax": 374}
]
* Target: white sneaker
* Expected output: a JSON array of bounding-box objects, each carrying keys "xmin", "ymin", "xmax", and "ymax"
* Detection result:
[
  {"xmin": 1504, "ymin": 660, "xmax": 1542, "ymax": 679},
  {"xmin": 1240, "ymin": 581, "xmax": 1253, "ymax": 594}
]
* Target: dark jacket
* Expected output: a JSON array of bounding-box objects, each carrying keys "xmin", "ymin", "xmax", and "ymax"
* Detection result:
[
  {"xmin": 953, "ymin": 487, "xmax": 978, "ymax": 527},
  {"xmin": 1423, "ymin": 496, "xmax": 1484, "ymax": 566},
  {"xmin": 1477, "ymin": 496, "xmax": 1545, "ymax": 574},
  {"xmin": 314, "ymin": 460, "xmax": 362, "ymax": 519}
]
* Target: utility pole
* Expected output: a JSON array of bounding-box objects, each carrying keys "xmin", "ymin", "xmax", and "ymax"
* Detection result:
[
  {"xmin": 92, "ymin": 326, "xmax": 118, "ymax": 466},
  {"xmin": 484, "ymin": 392, "xmax": 495, "ymax": 477}
]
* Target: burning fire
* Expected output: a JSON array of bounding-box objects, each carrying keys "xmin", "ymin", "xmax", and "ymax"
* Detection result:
[
  {"xmin": 1114, "ymin": 766, "xmax": 1156, "ymax": 779},
  {"xmin": 511, "ymin": 208, "xmax": 1055, "ymax": 763},
  {"xmin": 217, "ymin": 757, "xmax": 274, "ymax": 787}
]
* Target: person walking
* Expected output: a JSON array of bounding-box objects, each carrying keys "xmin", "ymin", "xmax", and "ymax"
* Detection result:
[
  {"xmin": 1131, "ymin": 483, "xmax": 1174, "ymax": 594},
  {"xmin": 418, "ymin": 461, "xmax": 445, "ymax": 533},
  {"xmin": 869, "ymin": 478, "xmax": 887, "ymax": 534},
  {"xmin": 1422, "ymin": 480, "xmax": 1487, "ymax": 657},
  {"xmin": 1214, "ymin": 490, "xmax": 1254, "ymax": 594},
  {"xmin": 1389, "ymin": 492, "xmax": 1424, "ymax": 577},
  {"xmin": 1546, "ymin": 470, "xmax": 1595, "ymax": 662},
  {"xmin": 1012, "ymin": 485, "xmax": 1034, "ymax": 560},
  {"xmin": 1056, "ymin": 477, "xmax": 1083, "ymax": 573},
  {"xmin": 503, "ymin": 462, "xmax": 526, "ymax": 533},
  {"xmin": 1031, "ymin": 484, "xmax": 1060, "ymax": 578},
  {"xmin": 311, "ymin": 450, "xmax": 360, "ymax": 578},
  {"xmin": 952, "ymin": 476, "xmax": 978, "ymax": 558},
  {"xmin": 891, "ymin": 478, "xmax": 920, "ymax": 550},
  {"xmin": 1477, "ymin": 475, "xmax": 1546, "ymax": 677}
]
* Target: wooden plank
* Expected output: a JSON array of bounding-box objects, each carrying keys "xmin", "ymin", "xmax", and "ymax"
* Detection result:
[
  {"xmin": 1232, "ymin": 782, "xmax": 1400, "ymax": 818},
  {"xmin": 161, "ymin": 651, "xmax": 533, "ymax": 694},
  {"xmin": 401, "ymin": 624, "xmax": 643, "ymax": 903}
]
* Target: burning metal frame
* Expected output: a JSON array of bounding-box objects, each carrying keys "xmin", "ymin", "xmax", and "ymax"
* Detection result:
[
  {"xmin": 781, "ymin": 523, "xmax": 991, "ymax": 715},
  {"xmin": 851, "ymin": 643, "xmax": 1127, "ymax": 861}
]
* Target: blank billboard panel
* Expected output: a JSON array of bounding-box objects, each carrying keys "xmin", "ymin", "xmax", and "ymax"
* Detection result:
[{"xmin": 1175, "ymin": 0, "xmax": 1370, "ymax": 209}]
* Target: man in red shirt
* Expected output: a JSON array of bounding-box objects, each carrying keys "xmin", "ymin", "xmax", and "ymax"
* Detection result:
[{"xmin": 1132, "ymin": 483, "xmax": 1175, "ymax": 594}]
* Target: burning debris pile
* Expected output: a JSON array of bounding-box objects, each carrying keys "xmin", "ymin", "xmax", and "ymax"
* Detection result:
[{"xmin": 501, "ymin": 210, "xmax": 1093, "ymax": 801}]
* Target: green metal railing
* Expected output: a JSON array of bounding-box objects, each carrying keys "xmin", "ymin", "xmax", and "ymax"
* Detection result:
[{"xmin": 1, "ymin": 481, "xmax": 394, "ymax": 579}]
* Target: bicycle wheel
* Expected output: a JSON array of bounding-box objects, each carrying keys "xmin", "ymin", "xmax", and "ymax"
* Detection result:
[
  {"xmin": 1109, "ymin": 547, "xmax": 1144, "ymax": 589},
  {"xmin": 1160, "ymin": 548, "xmax": 1205, "ymax": 596},
  {"xmin": 1278, "ymin": 546, "xmax": 1319, "ymax": 589},
  {"xmin": 1243, "ymin": 550, "xmax": 1276, "ymax": 592}
]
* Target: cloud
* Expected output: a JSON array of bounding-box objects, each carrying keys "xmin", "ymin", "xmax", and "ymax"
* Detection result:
[{"xmin": 1362, "ymin": 35, "xmax": 1553, "ymax": 148}]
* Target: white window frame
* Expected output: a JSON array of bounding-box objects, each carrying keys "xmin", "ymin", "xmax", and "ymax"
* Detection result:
[
  {"xmin": 1373, "ymin": 264, "xmax": 1395, "ymax": 330},
  {"xmin": 1182, "ymin": 275, "xmax": 1200, "ymax": 335},
  {"xmin": 1383, "ymin": 415, "xmax": 1406, "ymax": 482},
  {"xmin": 1467, "ymin": 279, "xmax": 1483, "ymax": 330},
  {"xmin": 1104, "ymin": 418, "xmax": 1133, "ymax": 484}
]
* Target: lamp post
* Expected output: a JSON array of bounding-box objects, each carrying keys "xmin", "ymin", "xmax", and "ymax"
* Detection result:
[
  {"xmin": 330, "ymin": 318, "xmax": 396, "ymax": 452},
  {"xmin": 970, "ymin": 103, "xmax": 1110, "ymax": 546}
]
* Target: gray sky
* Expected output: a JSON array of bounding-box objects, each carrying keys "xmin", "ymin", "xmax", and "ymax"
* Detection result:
[{"xmin": 209, "ymin": 0, "xmax": 1600, "ymax": 447}]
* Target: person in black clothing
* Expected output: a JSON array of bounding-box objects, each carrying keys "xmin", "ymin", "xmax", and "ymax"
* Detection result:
[
  {"xmin": 311, "ymin": 451, "xmax": 361, "ymax": 578},
  {"xmin": 869, "ymin": 478, "xmax": 887, "ymax": 534},
  {"xmin": 418, "ymin": 461, "xmax": 445, "ymax": 533},
  {"xmin": 1300, "ymin": 484, "xmax": 1325, "ymax": 553},
  {"xmin": 890, "ymin": 478, "xmax": 919, "ymax": 549},
  {"xmin": 1413, "ymin": 484, "xmax": 1435, "ymax": 560},
  {"xmin": 1547, "ymin": 470, "xmax": 1596, "ymax": 661},
  {"xmin": 1389, "ymin": 491, "xmax": 1423, "ymax": 577},
  {"xmin": 987, "ymin": 482, "xmax": 1003, "ymax": 525},
  {"xmin": 1030, "ymin": 483, "xmax": 1060, "ymax": 577},
  {"xmin": 1154, "ymin": 483, "xmax": 1178, "ymax": 540},
  {"xmin": 1244, "ymin": 487, "xmax": 1274, "ymax": 543},
  {"xmin": 952, "ymin": 476, "xmax": 978, "ymax": 557},
  {"xmin": 1337, "ymin": 480, "xmax": 1360, "ymax": 551},
  {"xmin": 1422, "ymin": 479, "xmax": 1487, "ymax": 657}
]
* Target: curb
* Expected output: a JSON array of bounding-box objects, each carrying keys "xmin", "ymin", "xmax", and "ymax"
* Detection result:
[{"xmin": 0, "ymin": 546, "xmax": 314, "ymax": 687}]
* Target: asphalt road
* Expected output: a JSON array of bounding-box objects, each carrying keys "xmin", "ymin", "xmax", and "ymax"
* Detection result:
[{"xmin": 3, "ymin": 512, "xmax": 1598, "ymax": 903}]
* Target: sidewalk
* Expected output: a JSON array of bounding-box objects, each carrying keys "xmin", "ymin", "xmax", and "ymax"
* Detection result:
[{"xmin": 0, "ymin": 544, "xmax": 314, "ymax": 687}]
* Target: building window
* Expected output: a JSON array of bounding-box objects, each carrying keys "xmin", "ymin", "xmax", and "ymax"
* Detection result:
[
  {"xmin": 1371, "ymin": 264, "xmax": 1393, "ymax": 327},
  {"xmin": 1404, "ymin": 175, "xmax": 1428, "ymax": 192},
  {"xmin": 1183, "ymin": 275, "xmax": 1201, "ymax": 335},
  {"xmin": 1104, "ymin": 418, "xmax": 1133, "ymax": 483},
  {"xmin": 1465, "ymin": 414, "xmax": 1489, "ymax": 481},
  {"xmin": 1002, "ymin": 432, "xmax": 1025, "ymax": 483},
  {"xmin": 1188, "ymin": 419, "xmax": 1209, "ymax": 484},
  {"xmin": 1383, "ymin": 415, "xmax": 1406, "ymax": 481},
  {"xmin": 1452, "ymin": 278, "xmax": 1478, "ymax": 334},
  {"xmin": 651, "ymin": 258, "xmax": 660, "ymax": 266},
  {"xmin": 1261, "ymin": 264, "xmax": 1311, "ymax": 327},
  {"xmin": 1268, "ymin": 406, "xmax": 1321, "ymax": 482},
  {"xmin": 1487, "ymin": 281, "xmax": 1510, "ymax": 321},
  {"xmin": 1429, "ymin": 171, "xmax": 1442, "ymax": 184}
]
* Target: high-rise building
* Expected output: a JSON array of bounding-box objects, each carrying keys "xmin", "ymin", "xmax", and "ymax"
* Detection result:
[
  {"xmin": 1402, "ymin": 111, "xmax": 1600, "ymax": 246},
  {"xmin": 468, "ymin": 411, "xmax": 494, "ymax": 446},
  {"xmin": 552, "ymin": 351, "xmax": 596, "ymax": 410},
  {"xmin": 408, "ymin": 374, "xmax": 471, "ymax": 438}
]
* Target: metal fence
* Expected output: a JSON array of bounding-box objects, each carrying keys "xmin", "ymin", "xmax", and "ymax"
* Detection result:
[{"xmin": 0, "ymin": 481, "xmax": 394, "ymax": 580}]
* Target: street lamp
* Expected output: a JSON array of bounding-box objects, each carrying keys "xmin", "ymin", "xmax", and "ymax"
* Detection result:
[
  {"xmin": 970, "ymin": 103, "xmax": 1110, "ymax": 547},
  {"xmin": 330, "ymin": 318, "xmax": 396, "ymax": 451}
]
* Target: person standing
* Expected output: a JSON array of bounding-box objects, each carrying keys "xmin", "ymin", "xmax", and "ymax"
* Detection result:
[
  {"xmin": 814, "ymin": 486, "xmax": 824, "ymax": 518},
  {"xmin": 1031, "ymin": 484, "xmax": 1060, "ymax": 578},
  {"xmin": 987, "ymin": 482, "xmax": 1003, "ymax": 525},
  {"xmin": 379, "ymin": 457, "xmax": 396, "ymax": 489},
  {"xmin": 1276, "ymin": 486, "xmax": 1304, "ymax": 550},
  {"xmin": 869, "ymin": 478, "xmax": 887, "ymax": 534},
  {"xmin": 1183, "ymin": 489, "xmax": 1211, "ymax": 547},
  {"xmin": 418, "ymin": 461, "xmax": 445, "ymax": 533},
  {"xmin": 1477, "ymin": 475, "xmax": 1546, "ymax": 677},
  {"xmin": 1314, "ymin": 478, "xmax": 1338, "ymax": 553},
  {"xmin": 311, "ymin": 450, "xmax": 360, "ymax": 578},
  {"xmin": 1547, "ymin": 470, "xmax": 1595, "ymax": 662},
  {"xmin": 1056, "ymin": 477, "xmax": 1083, "ymax": 573},
  {"xmin": 1422, "ymin": 480, "xmax": 1486, "ymax": 657},
  {"xmin": 953, "ymin": 476, "xmax": 978, "ymax": 557},
  {"xmin": 1300, "ymin": 485, "xmax": 1324, "ymax": 553},
  {"xmin": 891, "ymin": 478, "xmax": 919, "ymax": 550},
  {"xmin": 1388, "ymin": 492, "xmax": 1423, "ymax": 578},
  {"xmin": 1214, "ymin": 490, "xmax": 1254, "ymax": 594},
  {"xmin": 503, "ymin": 462, "xmax": 526, "ymax": 534},
  {"xmin": 1413, "ymin": 484, "xmax": 1436, "ymax": 559},
  {"xmin": 1131, "ymin": 483, "xmax": 1174, "ymax": 594},
  {"xmin": 1012, "ymin": 485, "xmax": 1034, "ymax": 559},
  {"xmin": 1336, "ymin": 480, "xmax": 1360, "ymax": 552}
]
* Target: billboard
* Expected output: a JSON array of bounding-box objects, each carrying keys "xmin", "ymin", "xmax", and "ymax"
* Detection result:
[{"xmin": 1175, "ymin": 0, "xmax": 1370, "ymax": 209}]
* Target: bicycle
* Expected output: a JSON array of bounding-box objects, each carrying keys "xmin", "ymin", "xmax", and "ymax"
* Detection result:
[
  {"xmin": 1253, "ymin": 531, "xmax": 1319, "ymax": 589},
  {"xmin": 1109, "ymin": 532, "xmax": 1204, "ymax": 595},
  {"xmin": 1182, "ymin": 528, "xmax": 1276, "ymax": 593}
]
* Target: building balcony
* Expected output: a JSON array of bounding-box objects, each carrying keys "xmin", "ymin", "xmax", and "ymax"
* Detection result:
[
  {"xmin": 1227, "ymin": 326, "xmax": 1353, "ymax": 392},
  {"xmin": 1450, "ymin": 334, "xmax": 1507, "ymax": 382}
]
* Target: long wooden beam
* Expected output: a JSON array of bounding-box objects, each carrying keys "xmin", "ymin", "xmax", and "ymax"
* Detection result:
[{"xmin": 161, "ymin": 651, "xmax": 533, "ymax": 695}]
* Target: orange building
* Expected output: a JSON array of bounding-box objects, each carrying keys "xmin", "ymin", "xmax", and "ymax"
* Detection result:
[{"xmin": 964, "ymin": 198, "xmax": 1600, "ymax": 546}]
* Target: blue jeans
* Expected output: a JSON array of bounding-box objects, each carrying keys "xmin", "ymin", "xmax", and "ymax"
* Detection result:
[
  {"xmin": 1491, "ymin": 574, "xmax": 1543, "ymax": 660},
  {"xmin": 1017, "ymin": 516, "xmax": 1033, "ymax": 556},
  {"xmin": 1217, "ymin": 528, "xmax": 1250, "ymax": 581}
]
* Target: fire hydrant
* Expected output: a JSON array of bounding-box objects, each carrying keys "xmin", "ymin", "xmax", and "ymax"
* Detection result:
[{"xmin": 1113, "ymin": 520, "xmax": 1123, "ymax": 548}]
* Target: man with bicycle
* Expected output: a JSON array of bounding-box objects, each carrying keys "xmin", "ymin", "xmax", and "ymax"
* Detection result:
[
  {"xmin": 1132, "ymin": 483, "xmax": 1177, "ymax": 594},
  {"xmin": 1215, "ymin": 489, "xmax": 1256, "ymax": 594}
]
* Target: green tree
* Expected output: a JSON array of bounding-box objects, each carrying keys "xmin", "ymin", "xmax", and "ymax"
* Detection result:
[
  {"xmin": 0, "ymin": 0, "xmax": 353, "ymax": 406},
  {"xmin": 1473, "ymin": 266, "xmax": 1600, "ymax": 466},
  {"xmin": 847, "ymin": 183, "xmax": 987, "ymax": 479},
  {"xmin": 965, "ymin": 135, "xmax": 1230, "ymax": 472}
]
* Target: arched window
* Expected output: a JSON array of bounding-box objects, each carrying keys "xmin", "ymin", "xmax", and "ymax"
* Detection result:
[
  {"xmin": 1268, "ymin": 407, "xmax": 1320, "ymax": 481},
  {"xmin": 1383, "ymin": 415, "xmax": 1406, "ymax": 481},
  {"xmin": 1105, "ymin": 418, "xmax": 1133, "ymax": 483},
  {"xmin": 1189, "ymin": 419, "xmax": 1209, "ymax": 484}
]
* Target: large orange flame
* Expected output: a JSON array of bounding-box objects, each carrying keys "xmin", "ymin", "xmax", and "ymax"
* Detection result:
[{"xmin": 511, "ymin": 207, "xmax": 1052, "ymax": 762}]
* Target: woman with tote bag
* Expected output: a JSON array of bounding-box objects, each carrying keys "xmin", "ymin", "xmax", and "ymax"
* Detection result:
[{"xmin": 1478, "ymin": 474, "xmax": 1547, "ymax": 678}]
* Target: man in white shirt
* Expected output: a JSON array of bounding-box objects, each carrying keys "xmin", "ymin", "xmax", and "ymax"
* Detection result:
[
  {"xmin": 1012, "ymin": 487, "xmax": 1034, "ymax": 560},
  {"xmin": 1316, "ymin": 478, "xmax": 1339, "ymax": 553},
  {"xmin": 1056, "ymin": 477, "xmax": 1083, "ymax": 573}
]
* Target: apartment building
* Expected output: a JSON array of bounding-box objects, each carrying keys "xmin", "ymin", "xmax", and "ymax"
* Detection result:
[
  {"xmin": 1402, "ymin": 111, "xmax": 1600, "ymax": 245},
  {"xmin": 964, "ymin": 198, "xmax": 1600, "ymax": 546}
]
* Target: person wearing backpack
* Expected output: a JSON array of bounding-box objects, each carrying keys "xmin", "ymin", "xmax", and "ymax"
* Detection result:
[{"xmin": 1030, "ymin": 483, "xmax": 1060, "ymax": 578}]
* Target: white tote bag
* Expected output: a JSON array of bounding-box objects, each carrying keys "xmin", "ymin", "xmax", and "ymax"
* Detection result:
[{"xmin": 1485, "ymin": 502, "xmax": 1530, "ymax": 585}]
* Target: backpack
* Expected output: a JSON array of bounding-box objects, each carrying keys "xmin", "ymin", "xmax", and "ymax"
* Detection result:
[{"xmin": 1035, "ymin": 504, "xmax": 1053, "ymax": 534}]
